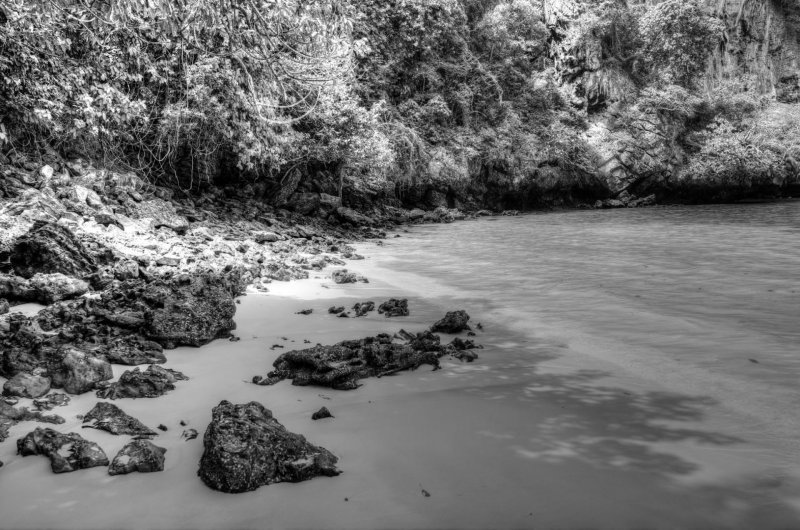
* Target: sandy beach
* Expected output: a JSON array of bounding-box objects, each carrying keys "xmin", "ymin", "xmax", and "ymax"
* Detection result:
[{"xmin": 1, "ymin": 229, "xmax": 799, "ymax": 530}]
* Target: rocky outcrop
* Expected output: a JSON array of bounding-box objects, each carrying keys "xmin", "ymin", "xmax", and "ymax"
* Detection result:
[
  {"xmin": 254, "ymin": 330, "xmax": 458, "ymax": 390},
  {"xmin": 10, "ymin": 221, "xmax": 105, "ymax": 279},
  {"xmin": 82, "ymin": 402, "xmax": 157, "ymax": 436},
  {"xmin": 430, "ymin": 310, "xmax": 471, "ymax": 333},
  {"xmin": 0, "ymin": 273, "xmax": 89, "ymax": 304},
  {"xmin": 109, "ymin": 440, "xmax": 166, "ymax": 475},
  {"xmin": 2, "ymin": 372, "xmax": 51, "ymax": 398},
  {"xmin": 17, "ymin": 428, "xmax": 109, "ymax": 473},
  {"xmin": 331, "ymin": 269, "xmax": 367, "ymax": 284},
  {"xmin": 378, "ymin": 298, "xmax": 409, "ymax": 317},
  {"xmin": 96, "ymin": 365, "xmax": 188, "ymax": 400},
  {"xmin": 198, "ymin": 401, "xmax": 341, "ymax": 493},
  {"xmin": 103, "ymin": 336, "xmax": 166, "ymax": 366}
]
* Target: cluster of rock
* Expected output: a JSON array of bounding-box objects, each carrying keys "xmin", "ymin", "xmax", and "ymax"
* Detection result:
[{"xmin": 253, "ymin": 311, "xmax": 481, "ymax": 390}]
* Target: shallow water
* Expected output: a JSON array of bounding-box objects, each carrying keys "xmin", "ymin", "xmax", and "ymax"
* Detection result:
[{"xmin": 1, "ymin": 202, "xmax": 799, "ymax": 529}]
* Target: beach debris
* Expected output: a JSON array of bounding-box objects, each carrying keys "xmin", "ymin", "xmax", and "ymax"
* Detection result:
[
  {"xmin": 311, "ymin": 407, "xmax": 333, "ymax": 420},
  {"xmin": 96, "ymin": 365, "xmax": 188, "ymax": 400},
  {"xmin": 378, "ymin": 298, "xmax": 409, "ymax": 317},
  {"xmin": 430, "ymin": 310, "xmax": 471, "ymax": 333},
  {"xmin": 421, "ymin": 488, "xmax": 431, "ymax": 498},
  {"xmin": 82, "ymin": 402, "xmax": 156, "ymax": 436},
  {"xmin": 17, "ymin": 427, "xmax": 109, "ymax": 474},
  {"xmin": 109, "ymin": 439, "xmax": 166, "ymax": 475},
  {"xmin": 198, "ymin": 400, "xmax": 341, "ymax": 493},
  {"xmin": 296, "ymin": 309, "xmax": 313, "ymax": 315},
  {"xmin": 352, "ymin": 301, "xmax": 375, "ymax": 317}
]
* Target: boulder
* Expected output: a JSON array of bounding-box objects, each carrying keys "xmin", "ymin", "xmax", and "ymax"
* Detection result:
[
  {"xmin": 254, "ymin": 330, "xmax": 453, "ymax": 390},
  {"xmin": 352, "ymin": 301, "xmax": 375, "ymax": 317},
  {"xmin": 103, "ymin": 336, "xmax": 166, "ymax": 366},
  {"xmin": 378, "ymin": 298, "xmax": 409, "ymax": 317},
  {"xmin": 335, "ymin": 207, "xmax": 372, "ymax": 226},
  {"xmin": 17, "ymin": 428, "xmax": 109, "ymax": 473},
  {"xmin": 0, "ymin": 273, "xmax": 89, "ymax": 305},
  {"xmin": 10, "ymin": 221, "xmax": 100, "ymax": 279},
  {"xmin": 82, "ymin": 402, "xmax": 157, "ymax": 436},
  {"xmin": 135, "ymin": 199, "xmax": 189, "ymax": 234},
  {"xmin": 33, "ymin": 393, "xmax": 70, "ymax": 411},
  {"xmin": 312, "ymin": 407, "xmax": 334, "ymax": 420},
  {"xmin": 430, "ymin": 310, "xmax": 471, "ymax": 333},
  {"xmin": 3, "ymin": 372, "xmax": 51, "ymax": 399},
  {"xmin": 48, "ymin": 348, "xmax": 113, "ymax": 395},
  {"xmin": 328, "ymin": 306, "xmax": 345, "ymax": 315},
  {"xmin": 198, "ymin": 401, "xmax": 341, "ymax": 493},
  {"xmin": 331, "ymin": 269, "xmax": 366, "ymax": 284},
  {"xmin": 109, "ymin": 440, "xmax": 166, "ymax": 476},
  {"xmin": 253, "ymin": 231, "xmax": 280, "ymax": 244},
  {"xmin": 96, "ymin": 365, "xmax": 188, "ymax": 400}
]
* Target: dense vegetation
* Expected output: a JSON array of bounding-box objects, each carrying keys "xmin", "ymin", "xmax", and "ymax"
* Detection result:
[{"xmin": 1, "ymin": 0, "xmax": 799, "ymax": 208}]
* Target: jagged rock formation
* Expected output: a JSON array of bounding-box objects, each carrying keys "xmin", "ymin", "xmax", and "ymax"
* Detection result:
[
  {"xmin": 96, "ymin": 365, "xmax": 188, "ymax": 400},
  {"xmin": 82, "ymin": 402, "xmax": 157, "ymax": 436},
  {"xmin": 198, "ymin": 401, "xmax": 340, "ymax": 493}
]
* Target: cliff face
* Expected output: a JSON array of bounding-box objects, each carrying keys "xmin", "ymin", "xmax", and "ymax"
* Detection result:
[{"xmin": 706, "ymin": 0, "xmax": 800, "ymax": 99}]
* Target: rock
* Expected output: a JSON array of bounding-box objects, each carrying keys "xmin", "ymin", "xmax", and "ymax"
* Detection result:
[
  {"xmin": 28, "ymin": 273, "xmax": 89, "ymax": 304},
  {"xmin": 335, "ymin": 207, "xmax": 372, "ymax": 226},
  {"xmin": 378, "ymin": 298, "xmax": 409, "ymax": 317},
  {"xmin": 10, "ymin": 221, "xmax": 101, "ymax": 279},
  {"xmin": 318, "ymin": 194, "xmax": 341, "ymax": 215},
  {"xmin": 113, "ymin": 260, "xmax": 140, "ymax": 281},
  {"xmin": 181, "ymin": 428, "xmax": 199, "ymax": 441},
  {"xmin": 82, "ymin": 402, "xmax": 156, "ymax": 436},
  {"xmin": 94, "ymin": 212, "xmax": 124, "ymax": 230},
  {"xmin": 407, "ymin": 209, "xmax": 426, "ymax": 220},
  {"xmin": 158, "ymin": 424, "xmax": 168, "ymax": 432},
  {"xmin": 0, "ymin": 299, "xmax": 8, "ymax": 315},
  {"xmin": 103, "ymin": 336, "xmax": 166, "ymax": 366},
  {"xmin": 135, "ymin": 199, "xmax": 189, "ymax": 234},
  {"xmin": 296, "ymin": 309, "xmax": 313, "ymax": 315},
  {"xmin": 109, "ymin": 439, "xmax": 166, "ymax": 476},
  {"xmin": 3, "ymin": 372, "xmax": 51, "ymax": 399},
  {"xmin": 256, "ymin": 330, "xmax": 453, "ymax": 390},
  {"xmin": 312, "ymin": 407, "xmax": 333, "ymax": 420},
  {"xmin": 96, "ymin": 365, "xmax": 188, "ymax": 400},
  {"xmin": 155, "ymin": 255, "xmax": 181, "ymax": 267},
  {"xmin": 328, "ymin": 306, "xmax": 345, "ymax": 314},
  {"xmin": 47, "ymin": 348, "xmax": 113, "ymax": 395},
  {"xmin": 253, "ymin": 231, "xmax": 280, "ymax": 244},
  {"xmin": 33, "ymin": 393, "xmax": 70, "ymax": 411},
  {"xmin": 1, "ymin": 401, "xmax": 65, "ymax": 442},
  {"xmin": 198, "ymin": 400, "xmax": 341, "ymax": 493},
  {"xmin": 17, "ymin": 428, "xmax": 109, "ymax": 473},
  {"xmin": 430, "ymin": 310, "xmax": 471, "ymax": 333},
  {"xmin": 332, "ymin": 269, "xmax": 367, "ymax": 284},
  {"xmin": 352, "ymin": 301, "xmax": 374, "ymax": 317},
  {"xmin": 288, "ymin": 193, "xmax": 321, "ymax": 215},
  {"xmin": 501, "ymin": 210, "xmax": 520, "ymax": 216}
]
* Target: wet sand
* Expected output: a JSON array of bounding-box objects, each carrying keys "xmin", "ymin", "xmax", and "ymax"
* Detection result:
[{"xmin": 1, "ymin": 251, "xmax": 800, "ymax": 529}]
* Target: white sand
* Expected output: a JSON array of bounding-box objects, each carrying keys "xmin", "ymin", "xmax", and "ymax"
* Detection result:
[{"xmin": 0, "ymin": 257, "xmax": 799, "ymax": 529}]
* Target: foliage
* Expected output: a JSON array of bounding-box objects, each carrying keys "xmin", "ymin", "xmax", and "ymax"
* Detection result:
[{"xmin": 638, "ymin": 0, "xmax": 724, "ymax": 87}]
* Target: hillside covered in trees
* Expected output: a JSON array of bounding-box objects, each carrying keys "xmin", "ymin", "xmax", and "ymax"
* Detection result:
[{"xmin": 2, "ymin": 0, "xmax": 800, "ymax": 211}]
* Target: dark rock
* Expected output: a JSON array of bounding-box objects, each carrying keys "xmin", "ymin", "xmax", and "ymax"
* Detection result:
[
  {"xmin": 17, "ymin": 428, "xmax": 109, "ymax": 473},
  {"xmin": 338, "ymin": 312, "xmax": 350, "ymax": 318},
  {"xmin": 33, "ymin": 393, "xmax": 70, "ymax": 411},
  {"xmin": 94, "ymin": 213, "xmax": 124, "ymax": 230},
  {"xmin": 296, "ymin": 309, "xmax": 313, "ymax": 315},
  {"xmin": 430, "ymin": 310, "xmax": 471, "ymax": 333},
  {"xmin": 331, "ymin": 269, "xmax": 358, "ymax": 284},
  {"xmin": 256, "ymin": 330, "xmax": 452, "ymax": 390},
  {"xmin": 198, "ymin": 400, "xmax": 341, "ymax": 493},
  {"xmin": 352, "ymin": 301, "xmax": 374, "ymax": 317},
  {"xmin": 10, "ymin": 221, "xmax": 102, "ymax": 279},
  {"xmin": 378, "ymin": 298, "xmax": 409, "ymax": 317},
  {"xmin": 158, "ymin": 424, "xmax": 168, "ymax": 431},
  {"xmin": 335, "ymin": 207, "xmax": 372, "ymax": 226},
  {"xmin": 48, "ymin": 348, "xmax": 113, "ymax": 394},
  {"xmin": 96, "ymin": 365, "xmax": 188, "ymax": 400},
  {"xmin": 3, "ymin": 372, "xmax": 51, "ymax": 398},
  {"xmin": 82, "ymin": 402, "xmax": 156, "ymax": 436},
  {"xmin": 0, "ymin": 401, "xmax": 65, "ymax": 442},
  {"xmin": 288, "ymin": 193, "xmax": 321, "ymax": 215},
  {"xmin": 328, "ymin": 306, "xmax": 345, "ymax": 314},
  {"xmin": 0, "ymin": 273, "xmax": 89, "ymax": 305},
  {"xmin": 104, "ymin": 336, "xmax": 166, "ymax": 366},
  {"xmin": 312, "ymin": 407, "xmax": 334, "ymax": 420},
  {"xmin": 181, "ymin": 428, "xmax": 198, "ymax": 441},
  {"xmin": 0, "ymin": 299, "xmax": 8, "ymax": 315},
  {"xmin": 109, "ymin": 439, "xmax": 166, "ymax": 476},
  {"xmin": 253, "ymin": 231, "xmax": 280, "ymax": 243}
]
